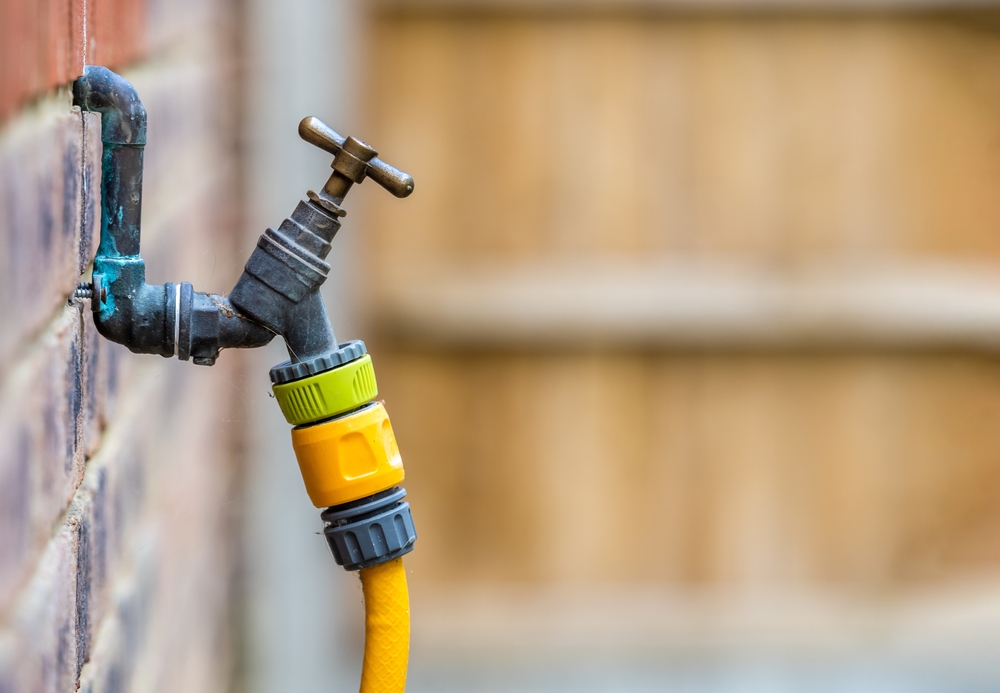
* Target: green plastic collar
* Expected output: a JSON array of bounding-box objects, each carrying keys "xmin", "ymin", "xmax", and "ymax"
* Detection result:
[{"xmin": 273, "ymin": 354, "xmax": 378, "ymax": 425}]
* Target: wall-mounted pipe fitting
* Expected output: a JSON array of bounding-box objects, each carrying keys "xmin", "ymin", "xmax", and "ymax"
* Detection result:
[{"xmin": 73, "ymin": 66, "xmax": 274, "ymax": 365}]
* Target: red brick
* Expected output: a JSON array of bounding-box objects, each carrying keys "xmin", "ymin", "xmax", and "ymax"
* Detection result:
[
  {"xmin": 89, "ymin": 0, "xmax": 146, "ymax": 71},
  {"xmin": 0, "ymin": 0, "xmax": 152, "ymax": 126},
  {"xmin": 0, "ymin": 306, "xmax": 85, "ymax": 611},
  {"xmin": 1, "ymin": 363, "xmax": 167, "ymax": 688},
  {"xmin": 42, "ymin": 0, "xmax": 74, "ymax": 87},
  {"xmin": 0, "ymin": 1, "xmax": 29, "ymax": 124},
  {"xmin": 71, "ymin": 0, "xmax": 87, "ymax": 79},
  {"xmin": 74, "ymin": 507, "xmax": 165, "ymax": 693},
  {"xmin": 0, "ymin": 523, "xmax": 79, "ymax": 693},
  {"xmin": 0, "ymin": 0, "xmax": 76, "ymax": 125},
  {"xmin": 62, "ymin": 364, "xmax": 232, "ymax": 692},
  {"xmin": 0, "ymin": 102, "xmax": 85, "ymax": 374},
  {"xmin": 75, "ymin": 561, "xmax": 148, "ymax": 693},
  {"xmin": 67, "ymin": 414, "xmax": 154, "ymax": 675},
  {"xmin": 80, "ymin": 316, "xmax": 105, "ymax": 459},
  {"xmin": 0, "ymin": 322, "xmax": 247, "ymax": 692}
]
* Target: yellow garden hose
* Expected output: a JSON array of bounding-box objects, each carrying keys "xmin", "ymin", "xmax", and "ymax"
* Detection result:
[
  {"xmin": 279, "ymin": 355, "xmax": 416, "ymax": 691},
  {"xmin": 359, "ymin": 557, "xmax": 411, "ymax": 693}
]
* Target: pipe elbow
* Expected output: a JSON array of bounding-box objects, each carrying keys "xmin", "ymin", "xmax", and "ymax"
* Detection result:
[
  {"xmin": 73, "ymin": 66, "xmax": 273, "ymax": 365},
  {"xmin": 92, "ymin": 265, "xmax": 175, "ymax": 358},
  {"xmin": 72, "ymin": 66, "xmax": 146, "ymax": 145}
]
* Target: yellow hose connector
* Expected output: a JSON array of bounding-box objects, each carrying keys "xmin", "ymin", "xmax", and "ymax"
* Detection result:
[
  {"xmin": 290, "ymin": 402, "xmax": 405, "ymax": 507},
  {"xmin": 279, "ymin": 351, "xmax": 416, "ymax": 693},
  {"xmin": 359, "ymin": 557, "xmax": 410, "ymax": 693}
]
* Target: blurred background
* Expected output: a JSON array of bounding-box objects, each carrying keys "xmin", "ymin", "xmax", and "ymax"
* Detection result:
[
  {"xmin": 5, "ymin": 0, "xmax": 1000, "ymax": 691},
  {"xmin": 245, "ymin": 1, "xmax": 1000, "ymax": 692}
]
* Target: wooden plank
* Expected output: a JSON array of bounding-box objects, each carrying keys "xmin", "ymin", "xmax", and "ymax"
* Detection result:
[
  {"xmin": 373, "ymin": 260, "xmax": 1000, "ymax": 351},
  {"xmin": 410, "ymin": 581, "xmax": 1000, "ymax": 660},
  {"xmin": 364, "ymin": 16, "xmax": 1000, "ymax": 274},
  {"xmin": 377, "ymin": 350, "xmax": 1000, "ymax": 585},
  {"xmin": 375, "ymin": 0, "xmax": 1000, "ymax": 15}
]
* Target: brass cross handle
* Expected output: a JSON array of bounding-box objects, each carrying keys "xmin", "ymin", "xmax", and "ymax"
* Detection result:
[{"xmin": 299, "ymin": 116, "xmax": 414, "ymax": 199}]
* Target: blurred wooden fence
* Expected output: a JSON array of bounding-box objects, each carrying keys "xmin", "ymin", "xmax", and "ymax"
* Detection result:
[{"xmin": 359, "ymin": 3, "xmax": 1000, "ymax": 590}]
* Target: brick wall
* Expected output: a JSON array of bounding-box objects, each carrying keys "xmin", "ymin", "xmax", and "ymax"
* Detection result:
[{"xmin": 0, "ymin": 1, "xmax": 249, "ymax": 691}]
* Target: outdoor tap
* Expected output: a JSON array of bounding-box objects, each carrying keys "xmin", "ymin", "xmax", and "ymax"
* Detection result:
[
  {"xmin": 72, "ymin": 66, "xmax": 413, "ymax": 376},
  {"xmin": 226, "ymin": 117, "xmax": 413, "ymax": 383},
  {"xmin": 74, "ymin": 67, "xmax": 418, "ymax": 693}
]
